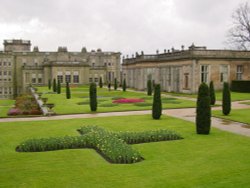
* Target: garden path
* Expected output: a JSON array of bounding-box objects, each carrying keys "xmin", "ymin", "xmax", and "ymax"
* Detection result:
[{"xmin": 0, "ymin": 100, "xmax": 250, "ymax": 137}]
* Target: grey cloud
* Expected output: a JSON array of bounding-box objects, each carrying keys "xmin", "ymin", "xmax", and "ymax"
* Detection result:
[{"xmin": 0, "ymin": 0, "xmax": 247, "ymax": 55}]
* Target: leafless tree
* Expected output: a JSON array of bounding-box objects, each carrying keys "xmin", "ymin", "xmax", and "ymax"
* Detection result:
[{"xmin": 227, "ymin": 2, "xmax": 250, "ymax": 50}]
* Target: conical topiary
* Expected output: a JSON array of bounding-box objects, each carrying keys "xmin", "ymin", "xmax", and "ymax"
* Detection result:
[
  {"xmin": 222, "ymin": 82, "xmax": 231, "ymax": 115},
  {"xmin": 152, "ymin": 84, "xmax": 162, "ymax": 120},
  {"xmin": 209, "ymin": 81, "xmax": 216, "ymax": 105},
  {"xmin": 66, "ymin": 82, "xmax": 71, "ymax": 99},
  {"xmin": 147, "ymin": 80, "xmax": 152, "ymax": 96},
  {"xmin": 196, "ymin": 83, "xmax": 211, "ymax": 134},
  {"xmin": 89, "ymin": 82, "xmax": 97, "ymax": 111}
]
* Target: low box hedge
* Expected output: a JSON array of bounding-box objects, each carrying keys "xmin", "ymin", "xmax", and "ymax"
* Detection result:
[
  {"xmin": 16, "ymin": 126, "xmax": 183, "ymax": 164},
  {"xmin": 231, "ymin": 80, "xmax": 250, "ymax": 93}
]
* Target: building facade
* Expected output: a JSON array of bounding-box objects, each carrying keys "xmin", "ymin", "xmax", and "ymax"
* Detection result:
[
  {"xmin": 0, "ymin": 39, "xmax": 121, "ymax": 99},
  {"xmin": 122, "ymin": 45, "xmax": 250, "ymax": 93}
]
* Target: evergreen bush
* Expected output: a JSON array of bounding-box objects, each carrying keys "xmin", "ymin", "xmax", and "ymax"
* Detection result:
[
  {"xmin": 66, "ymin": 82, "xmax": 71, "ymax": 99},
  {"xmin": 53, "ymin": 78, "xmax": 57, "ymax": 92},
  {"xmin": 108, "ymin": 83, "xmax": 111, "ymax": 91},
  {"xmin": 48, "ymin": 79, "xmax": 51, "ymax": 90},
  {"xmin": 147, "ymin": 80, "xmax": 152, "ymax": 96},
  {"xmin": 152, "ymin": 84, "xmax": 162, "ymax": 119},
  {"xmin": 123, "ymin": 79, "xmax": 126, "ymax": 92},
  {"xmin": 209, "ymin": 81, "xmax": 216, "ymax": 105},
  {"xmin": 196, "ymin": 83, "xmax": 211, "ymax": 134},
  {"xmin": 222, "ymin": 82, "xmax": 231, "ymax": 115},
  {"xmin": 89, "ymin": 83, "xmax": 97, "ymax": 111},
  {"xmin": 99, "ymin": 77, "xmax": 103, "ymax": 88},
  {"xmin": 17, "ymin": 125, "xmax": 182, "ymax": 164},
  {"xmin": 114, "ymin": 78, "xmax": 118, "ymax": 90},
  {"xmin": 57, "ymin": 80, "xmax": 61, "ymax": 94}
]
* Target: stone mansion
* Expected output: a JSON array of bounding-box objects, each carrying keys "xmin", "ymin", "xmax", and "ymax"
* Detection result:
[
  {"xmin": 1, "ymin": 39, "xmax": 250, "ymax": 99},
  {"xmin": 0, "ymin": 39, "xmax": 121, "ymax": 99},
  {"xmin": 122, "ymin": 45, "xmax": 250, "ymax": 93}
]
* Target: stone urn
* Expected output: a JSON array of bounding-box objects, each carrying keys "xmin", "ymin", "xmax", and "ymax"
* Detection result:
[
  {"xmin": 46, "ymin": 103, "xmax": 55, "ymax": 111},
  {"xmin": 37, "ymin": 92, "xmax": 43, "ymax": 99},
  {"xmin": 41, "ymin": 98, "xmax": 48, "ymax": 105}
]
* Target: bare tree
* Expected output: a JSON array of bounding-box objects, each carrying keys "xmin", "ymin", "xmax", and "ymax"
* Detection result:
[{"xmin": 227, "ymin": 2, "xmax": 250, "ymax": 50}]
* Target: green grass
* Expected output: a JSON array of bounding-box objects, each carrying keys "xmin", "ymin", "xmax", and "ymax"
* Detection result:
[
  {"xmin": 240, "ymin": 102, "xmax": 250, "ymax": 105},
  {"xmin": 0, "ymin": 99, "xmax": 15, "ymax": 118},
  {"xmin": 215, "ymin": 91, "xmax": 250, "ymax": 101},
  {"xmin": 0, "ymin": 115, "xmax": 250, "ymax": 187},
  {"xmin": 37, "ymin": 86, "xmax": 195, "ymax": 115},
  {"xmin": 213, "ymin": 108, "xmax": 250, "ymax": 124},
  {"xmin": 164, "ymin": 91, "xmax": 250, "ymax": 102}
]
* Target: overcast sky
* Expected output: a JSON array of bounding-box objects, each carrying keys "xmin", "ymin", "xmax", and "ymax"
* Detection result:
[{"xmin": 0, "ymin": 0, "xmax": 248, "ymax": 56}]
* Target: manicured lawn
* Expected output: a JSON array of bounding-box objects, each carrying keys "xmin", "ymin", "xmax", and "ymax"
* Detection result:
[
  {"xmin": 215, "ymin": 91, "xmax": 250, "ymax": 101},
  {"xmin": 0, "ymin": 115, "xmax": 250, "ymax": 187},
  {"xmin": 213, "ymin": 108, "xmax": 250, "ymax": 124},
  {"xmin": 164, "ymin": 91, "xmax": 250, "ymax": 101},
  {"xmin": 37, "ymin": 86, "xmax": 195, "ymax": 115},
  {"xmin": 241, "ymin": 101, "xmax": 250, "ymax": 105},
  {"xmin": 0, "ymin": 99, "xmax": 15, "ymax": 118}
]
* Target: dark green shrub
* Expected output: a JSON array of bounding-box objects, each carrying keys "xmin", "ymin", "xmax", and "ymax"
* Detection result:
[
  {"xmin": 66, "ymin": 82, "xmax": 71, "ymax": 99},
  {"xmin": 152, "ymin": 84, "xmax": 162, "ymax": 119},
  {"xmin": 57, "ymin": 80, "xmax": 61, "ymax": 94},
  {"xmin": 122, "ymin": 79, "xmax": 126, "ymax": 92},
  {"xmin": 108, "ymin": 83, "xmax": 111, "ymax": 91},
  {"xmin": 209, "ymin": 81, "xmax": 216, "ymax": 105},
  {"xmin": 17, "ymin": 125, "xmax": 182, "ymax": 164},
  {"xmin": 48, "ymin": 79, "xmax": 51, "ymax": 90},
  {"xmin": 196, "ymin": 83, "xmax": 211, "ymax": 134},
  {"xmin": 222, "ymin": 82, "xmax": 231, "ymax": 115},
  {"xmin": 53, "ymin": 78, "xmax": 57, "ymax": 92},
  {"xmin": 114, "ymin": 78, "xmax": 118, "ymax": 90},
  {"xmin": 89, "ymin": 83, "xmax": 97, "ymax": 111},
  {"xmin": 231, "ymin": 80, "xmax": 250, "ymax": 92},
  {"xmin": 147, "ymin": 80, "xmax": 152, "ymax": 96},
  {"xmin": 99, "ymin": 77, "xmax": 103, "ymax": 88},
  {"xmin": 152, "ymin": 80, "xmax": 155, "ymax": 91}
]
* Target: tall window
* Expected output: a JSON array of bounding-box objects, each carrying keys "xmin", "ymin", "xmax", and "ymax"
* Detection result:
[
  {"xmin": 73, "ymin": 71, "xmax": 79, "ymax": 83},
  {"xmin": 57, "ymin": 72, "xmax": 63, "ymax": 83},
  {"xmin": 32, "ymin": 74, "xmax": 36, "ymax": 83},
  {"xmin": 220, "ymin": 65, "xmax": 228, "ymax": 83},
  {"xmin": 168, "ymin": 67, "xmax": 171, "ymax": 86},
  {"xmin": 38, "ymin": 74, "xmax": 42, "ymax": 84},
  {"xmin": 184, "ymin": 73, "xmax": 189, "ymax": 89},
  {"xmin": 236, "ymin": 65, "xmax": 243, "ymax": 80},
  {"xmin": 89, "ymin": 78, "xmax": 93, "ymax": 83},
  {"xmin": 201, "ymin": 65, "xmax": 209, "ymax": 83},
  {"xmin": 65, "ymin": 71, "xmax": 71, "ymax": 83}
]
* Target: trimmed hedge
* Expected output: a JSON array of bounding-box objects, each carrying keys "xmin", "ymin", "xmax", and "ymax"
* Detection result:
[
  {"xmin": 16, "ymin": 126, "xmax": 183, "ymax": 164},
  {"xmin": 196, "ymin": 83, "xmax": 211, "ymax": 134},
  {"xmin": 231, "ymin": 80, "xmax": 250, "ymax": 93}
]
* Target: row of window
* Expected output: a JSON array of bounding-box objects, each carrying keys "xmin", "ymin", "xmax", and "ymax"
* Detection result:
[
  {"xmin": 0, "ymin": 62, "xmax": 11, "ymax": 66},
  {"xmin": 0, "ymin": 71, "xmax": 12, "ymax": 76},
  {"xmin": 0, "ymin": 87, "xmax": 12, "ymax": 95},
  {"xmin": 32, "ymin": 78, "xmax": 43, "ymax": 84},
  {"xmin": 201, "ymin": 65, "xmax": 243, "ymax": 83},
  {"xmin": 0, "ymin": 78, "xmax": 12, "ymax": 82},
  {"xmin": 89, "ymin": 78, "xmax": 99, "ymax": 83},
  {"xmin": 57, "ymin": 75, "xmax": 79, "ymax": 83}
]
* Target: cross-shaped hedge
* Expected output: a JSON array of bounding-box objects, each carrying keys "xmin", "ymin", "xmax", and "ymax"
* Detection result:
[{"xmin": 16, "ymin": 126, "xmax": 183, "ymax": 164}]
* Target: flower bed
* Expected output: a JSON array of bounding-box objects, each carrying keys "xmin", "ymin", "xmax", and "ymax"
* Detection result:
[
  {"xmin": 112, "ymin": 98, "xmax": 145, "ymax": 104},
  {"xmin": 8, "ymin": 95, "xmax": 42, "ymax": 116},
  {"xmin": 16, "ymin": 125, "xmax": 183, "ymax": 164}
]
